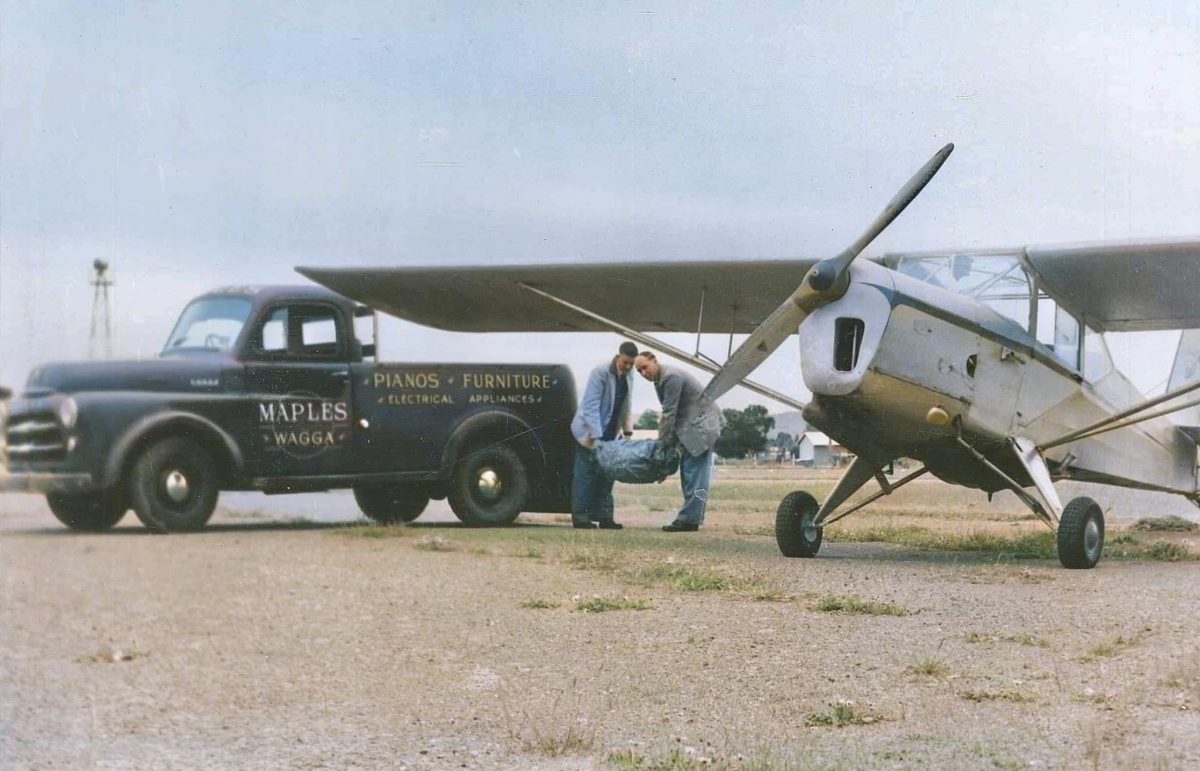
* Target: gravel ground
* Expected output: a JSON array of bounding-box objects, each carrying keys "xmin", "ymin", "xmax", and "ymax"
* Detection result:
[{"xmin": 2, "ymin": 487, "xmax": 1199, "ymax": 770}]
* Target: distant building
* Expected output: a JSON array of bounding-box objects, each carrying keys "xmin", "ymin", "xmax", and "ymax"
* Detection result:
[{"xmin": 793, "ymin": 432, "xmax": 848, "ymax": 467}]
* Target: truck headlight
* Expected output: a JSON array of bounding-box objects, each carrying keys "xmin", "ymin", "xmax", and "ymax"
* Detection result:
[{"xmin": 57, "ymin": 397, "xmax": 78, "ymax": 430}]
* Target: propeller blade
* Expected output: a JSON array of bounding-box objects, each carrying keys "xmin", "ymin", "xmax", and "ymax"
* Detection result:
[{"xmin": 702, "ymin": 143, "xmax": 955, "ymax": 403}]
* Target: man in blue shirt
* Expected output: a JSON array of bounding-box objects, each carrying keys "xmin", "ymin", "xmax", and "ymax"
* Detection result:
[{"xmin": 570, "ymin": 342, "xmax": 638, "ymax": 529}]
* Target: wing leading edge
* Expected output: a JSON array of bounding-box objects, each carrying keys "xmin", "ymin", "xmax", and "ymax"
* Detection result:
[{"xmin": 297, "ymin": 259, "xmax": 819, "ymax": 334}]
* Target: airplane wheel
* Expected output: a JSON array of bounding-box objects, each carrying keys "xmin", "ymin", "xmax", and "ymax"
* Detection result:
[
  {"xmin": 1057, "ymin": 496, "xmax": 1104, "ymax": 569},
  {"xmin": 776, "ymin": 491, "xmax": 822, "ymax": 558}
]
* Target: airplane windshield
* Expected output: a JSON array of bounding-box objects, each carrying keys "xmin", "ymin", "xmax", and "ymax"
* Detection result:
[
  {"xmin": 162, "ymin": 297, "xmax": 253, "ymax": 355},
  {"xmin": 895, "ymin": 254, "xmax": 1031, "ymax": 330}
]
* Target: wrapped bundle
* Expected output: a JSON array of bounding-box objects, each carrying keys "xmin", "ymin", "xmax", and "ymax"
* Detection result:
[{"xmin": 593, "ymin": 439, "xmax": 680, "ymax": 484}]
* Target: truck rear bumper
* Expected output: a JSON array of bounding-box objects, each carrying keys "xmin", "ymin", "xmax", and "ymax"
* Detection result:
[{"xmin": 0, "ymin": 471, "xmax": 96, "ymax": 494}]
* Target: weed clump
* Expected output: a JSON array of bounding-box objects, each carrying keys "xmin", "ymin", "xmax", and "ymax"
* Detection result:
[
  {"xmin": 519, "ymin": 598, "xmax": 561, "ymax": 610},
  {"xmin": 804, "ymin": 701, "xmax": 879, "ymax": 728},
  {"xmin": 814, "ymin": 595, "xmax": 908, "ymax": 616},
  {"xmin": 574, "ymin": 596, "xmax": 652, "ymax": 613},
  {"xmin": 1132, "ymin": 515, "xmax": 1197, "ymax": 532}
]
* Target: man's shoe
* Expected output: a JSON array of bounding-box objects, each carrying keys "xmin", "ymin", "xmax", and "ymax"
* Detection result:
[
  {"xmin": 597, "ymin": 521, "xmax": 624, "ymax": 530},
  {"xmin": 662, "ymin": 522, "xmax": 699, "ymax": 532},
  {"xmin": 572, "ymin": 521, "xmax": 598, "ymax": 529}
]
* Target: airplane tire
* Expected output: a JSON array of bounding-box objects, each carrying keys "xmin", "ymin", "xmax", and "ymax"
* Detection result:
[
  {"xmin": 354, "ymin": 484, "xmax": 429, "ymax": 524},
  {"xmin": 776, "ymin": 490, "xmax": 823, "ymax": 558},
  {"xmin": 448, "ymin": 444, "xmax": 528, "ymax": 526},
  {"xmin": 1057, "ymin": 496, "xmax": 1104, "ymax": 569},
  {"xmin": 129, "ymin": 437, "xmax": 219, "ymax": 533},
  {"xmin": 46, "ymin": 490, "xmax": 128, "ymax": 532}
]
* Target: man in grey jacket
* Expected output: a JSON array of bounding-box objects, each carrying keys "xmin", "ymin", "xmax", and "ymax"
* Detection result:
[
  {"xmin": 569, "ymin": 341, "xmax": 638, "ymax": 529},
  {"xmin": 634, "ymin": 351, "xmax": 723, "ymax": 532}
]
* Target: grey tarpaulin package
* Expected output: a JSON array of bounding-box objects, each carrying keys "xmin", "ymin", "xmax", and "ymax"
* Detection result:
[{"xmin": 593, "ymin": 439, "xmax": 680, "ymax": 484}]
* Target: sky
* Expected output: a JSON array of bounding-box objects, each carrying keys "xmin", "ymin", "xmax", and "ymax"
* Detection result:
[{"xmin": 2, "ymin": 1, "xmax": 1199, "ymax": 417}]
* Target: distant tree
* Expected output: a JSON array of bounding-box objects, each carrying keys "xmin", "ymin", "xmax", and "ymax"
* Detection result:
[
  {"xmin": 774, "ymin": 432, "xmax": 794, "ymax": 449},
  {"xmin": 635, "ymin": 409, "xmax": 660, "ymax": 430},
  {"xmin": 715, "ymin": 405, "xmax": 775, "ymax": 459}
]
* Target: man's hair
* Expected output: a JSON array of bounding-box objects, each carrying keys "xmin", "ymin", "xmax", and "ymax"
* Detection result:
[
  {"xmin": 618, "ymin": 341, "xmax": 638, "ymax": 358},
  {"xmin": 637, "ymin": 350, "xmax": 656, "ymax": 360}
]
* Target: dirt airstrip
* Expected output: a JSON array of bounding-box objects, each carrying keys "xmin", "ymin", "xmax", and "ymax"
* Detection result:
[{"xmin": 2, "ymin": 468, "xmax": 1199, "ymax": 769}]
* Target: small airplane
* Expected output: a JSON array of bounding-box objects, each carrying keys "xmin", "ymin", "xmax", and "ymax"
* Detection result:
[{"xmin": 300, "ymin": 144, "xmax": 1200, "ymax": 569}]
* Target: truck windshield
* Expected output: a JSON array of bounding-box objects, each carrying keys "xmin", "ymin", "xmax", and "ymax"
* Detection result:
[{"xmin": 162, "ymin": 297, "xmax": 253, "ymax": 355}]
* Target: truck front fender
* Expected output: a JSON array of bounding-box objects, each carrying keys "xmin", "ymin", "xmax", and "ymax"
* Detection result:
[{"xmin": 103, "ymin": 411, "xmax": 244, "ymax": 489}]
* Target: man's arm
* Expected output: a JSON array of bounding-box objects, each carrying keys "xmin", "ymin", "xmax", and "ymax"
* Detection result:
[
  {"xmin": 656, "ymin": 373, "xmax": 684, "ymax": 447},
  {"xmin": 620, "ymin": 379, "xmax": 634, "ymax": 436},
  {"xmin": 576, "ymin": 366, "xmax": 607, "ymax": 446}
]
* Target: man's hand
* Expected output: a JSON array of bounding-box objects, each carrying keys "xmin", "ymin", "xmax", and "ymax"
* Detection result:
[{"xmin": 583, "ymin": 437, "xmax": 596, "ymax": 449}]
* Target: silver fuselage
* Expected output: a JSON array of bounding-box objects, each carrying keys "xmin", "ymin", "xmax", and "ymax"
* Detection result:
[{"xmin": 798, "ymin": 261, "xmax": 1198, "ymax": 495}]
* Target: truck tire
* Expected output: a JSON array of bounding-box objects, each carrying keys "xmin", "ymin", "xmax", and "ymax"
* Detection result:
[
  {"xmin": 448, "ymin": 444, "xmax": 528, "ymax": 526},
  {"xmin": 46, "ymin": 490, "xmax": 128, "ymax": 532},
  {"xmin": 354, "ymin": 484, "xmax": 429, "ymax": 524},
  {"xmin": 129, "ymin": 437, "xmax": 219, "ymax": 533}
]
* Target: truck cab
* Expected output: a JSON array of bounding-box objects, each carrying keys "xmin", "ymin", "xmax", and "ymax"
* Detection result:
[{"xmin": 1, "ymin": 286, "xmax": 577, "ymax": 532}]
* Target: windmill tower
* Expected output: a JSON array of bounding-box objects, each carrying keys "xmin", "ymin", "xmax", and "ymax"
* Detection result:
[{"xmin": 89, "ymin": 259, "xmax": 114, "ymax": 359}]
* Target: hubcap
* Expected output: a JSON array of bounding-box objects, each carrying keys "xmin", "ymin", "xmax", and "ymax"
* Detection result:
[
  {"xmin": 802, "ymin": 515, "xmax": 820, "ymax": 543},
  {"xmin": 477, "ymin": 468, "xmax": 502, "ymax": 500},
  {"xmin": 164, "ymin": 470, "xmax": 190, "ymax": 503},
  {"xmin": 1084, "ymin": 517, "xmax": 1102, "ymax": 557}
]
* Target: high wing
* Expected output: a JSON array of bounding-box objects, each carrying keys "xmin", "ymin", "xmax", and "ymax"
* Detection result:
[
  {"xmin": 297, "ymin": 259, "xmax": 819, "ymax": 334},
  {"xmin": 1026, "ymin": 238, "xmax": 1200, "ymax": 332}
]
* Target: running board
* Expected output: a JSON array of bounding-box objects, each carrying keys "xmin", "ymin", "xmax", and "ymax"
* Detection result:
[{"xmin": 520, "ymin": 282, "xmax": 807, "ymax": 411}]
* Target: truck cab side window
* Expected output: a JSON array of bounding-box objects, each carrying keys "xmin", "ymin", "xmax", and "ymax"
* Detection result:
[{"xmin": 247, "ymin": 304, "xmax": 343, "ymax": 360}]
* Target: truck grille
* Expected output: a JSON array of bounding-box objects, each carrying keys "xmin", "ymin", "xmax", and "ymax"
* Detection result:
[{"xmin": 5, "ymin": 411, "xmax": 67, "ymax": 460}]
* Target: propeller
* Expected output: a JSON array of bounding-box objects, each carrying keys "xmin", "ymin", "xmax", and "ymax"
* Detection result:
[{"xmin": 701, "ymin": 142, "xmax": 954, "ymax": 403}]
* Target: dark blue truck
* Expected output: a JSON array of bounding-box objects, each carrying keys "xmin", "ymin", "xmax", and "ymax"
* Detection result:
[{"xmin": 0, "ymin": 285, "xmax": 576, "ymax": 532}]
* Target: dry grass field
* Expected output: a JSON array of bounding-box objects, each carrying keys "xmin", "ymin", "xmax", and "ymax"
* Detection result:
[{"xmin": 2, "ymin": 466, "xmax": 1199, "ymax": 769}]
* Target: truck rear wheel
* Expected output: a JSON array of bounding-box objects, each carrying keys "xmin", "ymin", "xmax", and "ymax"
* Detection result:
[
  {"xmin": 354, "ymin": 484, "xmax": 429, "ymax": 524},
  {"xmin": 129, "ymin": 437, "xmax": 219, "ymax": 533},
  {"xmin": 448, "ymin": 444, "xmax": 528, "ymax": 526},
  {"xmin": 46, "ymin": 490, "xmax": 128, "ymax": 532}
]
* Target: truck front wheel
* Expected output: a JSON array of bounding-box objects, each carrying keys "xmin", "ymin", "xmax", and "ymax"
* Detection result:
[
  {"xmin": 354, "ymin": 484, "xmax": 429, "ymax": 524},
  {"xmin": 129, "ymin": 437, "xmax": 219, "ymax": 533},
  {"xmin": 448, "ymin": 445, "xmax": 529, "ymax": 526},
  {"xmin": 46, "ymin": 490, "xmax": 128, "ymax": 532}
]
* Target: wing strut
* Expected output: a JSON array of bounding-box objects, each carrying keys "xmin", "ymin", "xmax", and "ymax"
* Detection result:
[
  {"xmin": 519, "ymin": 283, "xmax": 807, "ymax": 412},
  {"xmin": 1039, "ymin": 378, "xmax": 1200, "ymax": 451}
]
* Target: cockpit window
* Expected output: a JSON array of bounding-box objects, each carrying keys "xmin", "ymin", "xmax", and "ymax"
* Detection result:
[
  {"xmin": 163, "ymin": 297, "xmax": 253, "ymax": 355},
  {"xmin": 895, "ymin": 254, "xmax": 1031, "ymax": 330}
]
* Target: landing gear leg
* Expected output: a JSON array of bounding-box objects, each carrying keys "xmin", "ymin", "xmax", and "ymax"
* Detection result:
[{"xmin": 774, "ymin": 457, "xmax": 929, "ymax": 558}]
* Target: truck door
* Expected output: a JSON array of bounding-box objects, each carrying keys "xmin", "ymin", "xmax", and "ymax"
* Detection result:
[{"xmin": 241, "ymin": 302, "xmax": 356, "ymax": 478}]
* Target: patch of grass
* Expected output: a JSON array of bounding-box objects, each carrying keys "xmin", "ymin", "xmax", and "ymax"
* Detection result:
[
  {"xmin": 961, "ymin": 689, "xmax": 1033, "ymax": 703},
  {"xmin": 1108, "ymin": 533, "xmax": 1141, "ymax": 545},
  {"xmin": 565, "ymin": 547, "xmax": 622, "ymax": 573},
  {"xmin": 750, "ymin": 589, "xmax": 798, "ymax": 603},
  {"xmin": 625, "ymin": 561, "xmax": 759, "ymax": 593},
  {"xmin": 829, "ymin": 525, "xmax": 1057, "ymax": 559},
  {"xmin": 965, "ymin": 632, "xmax": 1048, "ymax": 648},
  {"xmin": 814, "ymin": 594, "xmax": 908, "ymax": 616},
  {"xmin": 336, "ymin": 523, "xmax": 415, "ymax": 539},
  {"xmin": 907, "ymin": 659, "xmax": 949, "ymax": 678},
  {"xmin": 1080, "ymin": 634, "xmax": 1139, "ymax": 662},
  {"xmin": 413, "ymin": 534, "xmax": 457, "ymax": 551},
  {"xmin": 519, "ymin": 721, "xmax": 594, "ymax": 757},
  {"xmin": 519, "ymin": 598, "xmax": 561, "ymax": 610},
  {"xmin": 1132, "ymin": 515, "xmax": 1197, "ymax": 532},
  {"xmin": 574, "ymin": 595, "xmax": 652, "ymax": 613},
  {"xmin": 610, "ymin": 748, "xmax": 702, "ymax": 770},
  {"xmin": 514, "ymin": 541, "xmax": 544, "ymax": 559},
  {"xmin": 804, "ymin": 701, "xmax": 879, "ymax": 728},
  {"xmin": 1143, "ymin": 541, "xmax": 1194, "ymax": 562}
]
